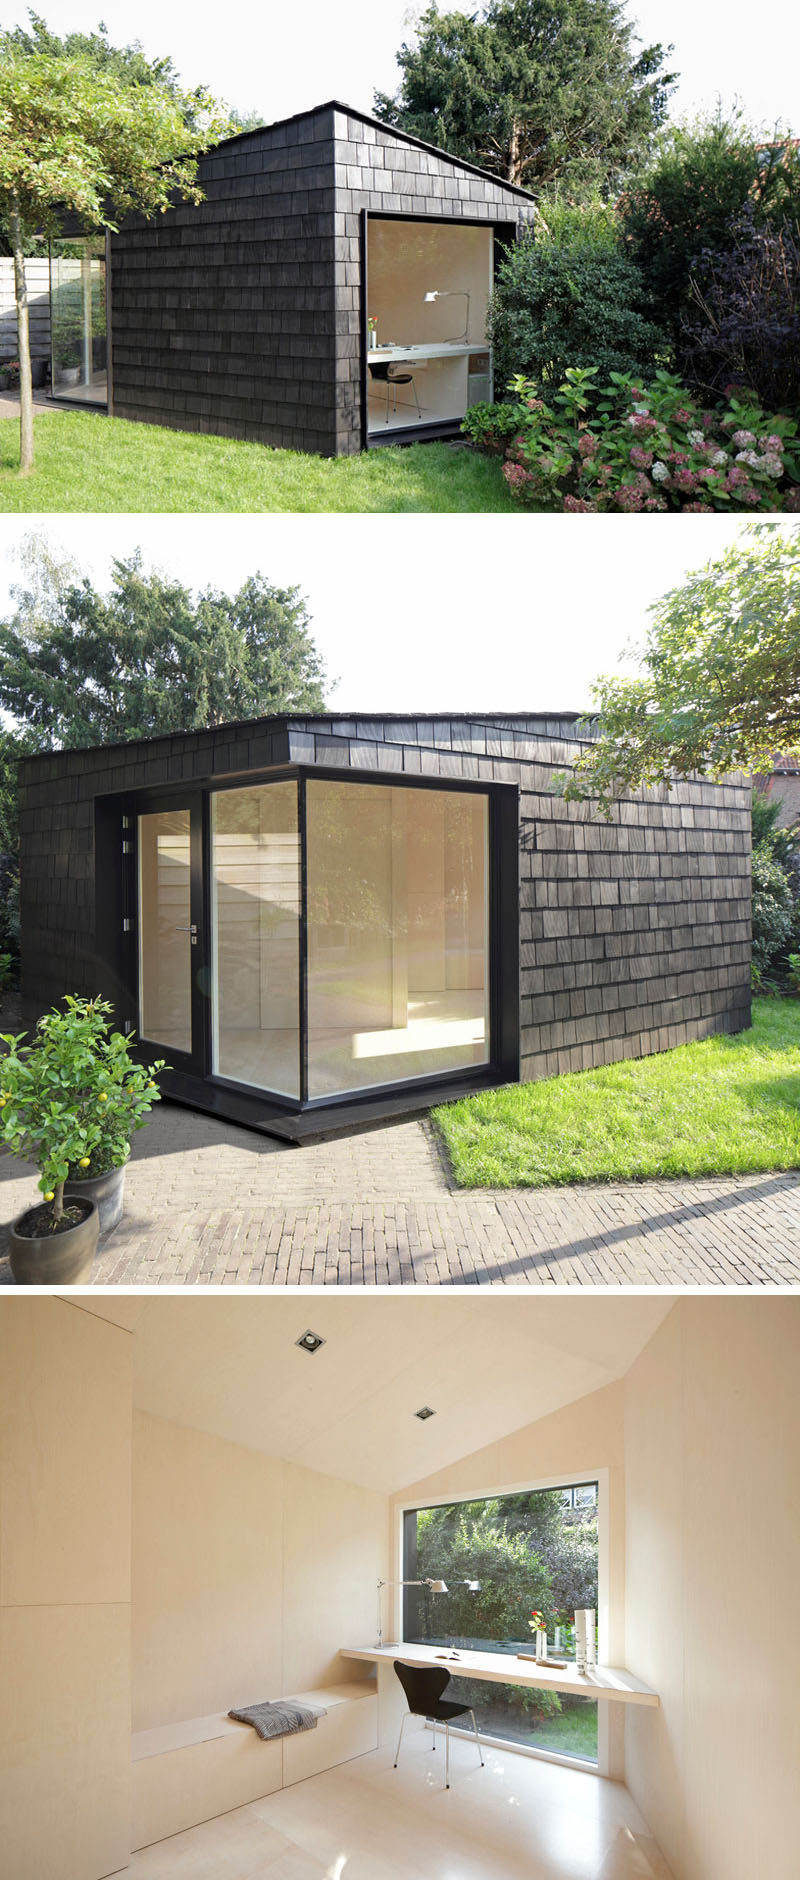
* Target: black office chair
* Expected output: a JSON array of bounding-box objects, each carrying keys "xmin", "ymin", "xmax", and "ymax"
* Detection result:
[
  {"xmin": 368, "ymin": 360, "xmax": 422, "ymax": 423},
  {"xmin": 393, "ymin": 1660, "xmax": 484, "ymax": 1789}
]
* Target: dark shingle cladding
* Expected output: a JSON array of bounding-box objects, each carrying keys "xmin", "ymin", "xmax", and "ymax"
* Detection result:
[
  {"xmin": 18, "ymin": 711, "xmax": 751, "ymax": 1087},
  {"xmin": 107, "ymin": 101, "xmax": 536, "ymax": 456}
]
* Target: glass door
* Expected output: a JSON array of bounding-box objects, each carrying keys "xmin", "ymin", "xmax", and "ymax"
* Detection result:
[{"xmin": 135, "ymin": 796, "xmax": 205, "ymax": 1071}]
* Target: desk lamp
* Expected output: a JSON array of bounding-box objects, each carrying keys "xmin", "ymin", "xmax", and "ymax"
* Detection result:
[{"xmin": 423, "ymin": 288, "xmax": 471, "ymax": 343}]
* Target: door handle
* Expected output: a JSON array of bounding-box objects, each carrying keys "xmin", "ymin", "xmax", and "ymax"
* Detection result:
[{"xmin": 174, "ymin": 925, "xmax": 198, "ymax": 944}]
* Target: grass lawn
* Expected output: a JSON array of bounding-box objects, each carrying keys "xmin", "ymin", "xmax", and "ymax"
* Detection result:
[
  {"xmin": 434, "ymin": 998, "xmax": 800, "ymax": 1189},
  {"xmin": 0, "ymin": 410, "xmax": 514, "ymax": 512}
]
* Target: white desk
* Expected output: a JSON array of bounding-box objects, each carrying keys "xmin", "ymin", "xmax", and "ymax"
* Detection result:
[
  {"xmin": 341, "ymin": 1641, "xmax": 658, "ymax": 1708},
  {"xmin": 369, "ymin": 342, "xmax": 477, "ymax": 365}
]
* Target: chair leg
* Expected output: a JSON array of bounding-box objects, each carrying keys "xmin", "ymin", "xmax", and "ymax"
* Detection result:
[
  {"xmin": 432, "ymin": 1719, "xmax": 436, "ymax": 1750},
  {"xmin": 393, "ymin": 1711, "xmax": 407, "ymax": 1768},
  {"xmin": 469, "ymin": 1710, "xmax": 485, "ymax": 1768},
  {"xmin": 445, "ymin": 1720, "xmax": 450, "ymax": 1789},
  {"xmin": 412, "ymin": 375, "xmax": 421, "ymax": 419},
  {"xmin": 385, "ymin": 381, "xmax": 390, "ymax": 424}
]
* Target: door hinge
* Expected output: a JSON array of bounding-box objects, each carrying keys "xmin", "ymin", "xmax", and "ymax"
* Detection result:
[
  {"xmin": 122, "ymin": 917, "xmax": 132, "ymax": 933},
  {"xmin": 122, "ymin": 840, "xmax": 132, "ymax": 855}
]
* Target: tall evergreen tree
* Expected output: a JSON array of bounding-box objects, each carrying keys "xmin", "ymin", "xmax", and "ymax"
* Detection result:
[{"xmin": 375, "ymin": 0, "xmax": 674, "ymax": 194}]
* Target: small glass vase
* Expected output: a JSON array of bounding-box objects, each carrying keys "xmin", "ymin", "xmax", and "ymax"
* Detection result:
[{"xmin": 535, "ymin": 1628, "xmax": 547, "ymax": 1659}]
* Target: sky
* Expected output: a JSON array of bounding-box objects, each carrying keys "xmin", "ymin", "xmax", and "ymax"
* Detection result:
[
  {"xmin": 4, "ymin": 0, "xmax": 798, "ymax": 137},
  {"xmin": 0, "ymin": 516, "xmax": 792, "ymax": 717}
]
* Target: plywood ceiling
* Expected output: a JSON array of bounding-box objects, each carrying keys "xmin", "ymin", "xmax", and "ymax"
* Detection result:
[{"xmin": 72, "ymin": 1294, "xmax": 672, "ymax": 1494}]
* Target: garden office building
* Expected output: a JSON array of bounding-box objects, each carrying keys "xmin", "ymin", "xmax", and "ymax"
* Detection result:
[
  {"xmin": 38, "ymin": 101, "xmax": 537, "ymax": 455},
  {"xmin": 18, "ymin": 711, "xmax": 751, "ymax": 1139}
]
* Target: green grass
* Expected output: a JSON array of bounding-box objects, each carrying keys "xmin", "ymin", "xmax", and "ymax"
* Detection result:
[
  {"xmin": 0, "ymin": 410, "xmax": 514, "ymax": 511},
  {"xmin": 528, "ymin": 1701, "xmax": 598, "ymax": 1760},
  {"xmin": 434, "ymin": 998, "xmax": 800, "ymax": 1189}
]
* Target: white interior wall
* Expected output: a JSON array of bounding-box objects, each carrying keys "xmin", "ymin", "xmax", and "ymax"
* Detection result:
[
  {"xmin": 132, "ymin": 1410, "xmax": 387, "ymax": 1731},
  {"xmin": 0, "ymin": 1299, "xmax": 133, "ymax": 1880},
  {"xmin": 624, "ymin": 1297, "xmax": 800, "ymax": 1880}
]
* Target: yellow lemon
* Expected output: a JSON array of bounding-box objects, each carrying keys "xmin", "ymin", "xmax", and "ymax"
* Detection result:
[
  {"xmin": 98, "ymin": 1092, "xmax": 108, "ymax": 1103},
  {"xmin": 79, "ymin": 1156, "xmax": 90, "ymax": 1168},
  {"xmin": 44, "ymin": 1191, "xmax": 55, "ymax": 1202},
  {"xmin": 148, "ymin": 1081, "xmax": 157, "ymax": 1090}
]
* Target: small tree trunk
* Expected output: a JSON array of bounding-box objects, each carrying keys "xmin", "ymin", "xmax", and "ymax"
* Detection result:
[
  {"xmin": 507, "ymin": 119, "xmax": 522, "ymax": 189},
  {"xmin": 53, "ymin": 1180, "xmax": 64, "ymax": 1222},
  {"xmin": 9, "ymin": 194, "xmax": 35, "ymax": 476}
]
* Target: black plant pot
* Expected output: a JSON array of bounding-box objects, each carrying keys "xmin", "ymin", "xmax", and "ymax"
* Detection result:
[
  {"xmin": 8, "ymin": 1198, "xmax": 99, "ymax": 1285},
  {"xmin": 30, "ymin": 357, "xmax": 49, "ymax": 390}
]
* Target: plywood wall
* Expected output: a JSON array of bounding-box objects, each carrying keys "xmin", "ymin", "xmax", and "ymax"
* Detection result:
[
  {"xmin": 0, "ymin": 1299, "xmax": 133, "ymax": 1880},
  {"xmin": 624, "ymin": 1299, "xmax": 800, "ymax": 1880},
  {"xmin": 132, "ymin": 1412, "xmax": 386, "ymax": 1731}
]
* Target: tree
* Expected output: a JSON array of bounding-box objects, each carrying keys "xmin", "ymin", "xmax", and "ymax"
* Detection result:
[
  {"xmin": 621, "ymin": 111, "xmax": 800, "ymax": 361},
  {"xmin": 0, "ymin": 15, "xmax": 230, "ymax": 472},
  {"xmin": 0, "ymin": 542, "xmax": 327, "ymax": 747},
  {"xmin": 374, "ymin": 0, "xmax": 674, "ymax": 196},
  {"xmin": 557, "ymin": 526, "xmax": 800, "ymax": 815}
]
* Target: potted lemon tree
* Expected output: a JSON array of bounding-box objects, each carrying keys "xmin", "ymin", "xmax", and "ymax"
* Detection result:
[{"xmin": 1, "ymin": 996, "xmax": 164, "ymax": 1284}]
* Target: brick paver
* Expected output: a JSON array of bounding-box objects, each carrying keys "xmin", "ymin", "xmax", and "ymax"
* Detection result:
[{"xmin": 1, "ymin": 1103, "xmax": 798, "ymax": 1287}]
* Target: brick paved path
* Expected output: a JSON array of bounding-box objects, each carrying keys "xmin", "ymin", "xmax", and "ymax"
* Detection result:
[{"xmin": 1, "ymin": 1104, "xmax": 798, "ymax": 1287}]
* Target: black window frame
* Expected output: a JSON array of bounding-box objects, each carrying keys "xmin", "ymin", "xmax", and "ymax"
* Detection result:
[{"xmin": 97, "ymin": 763, "xmax": 520, "ymax": 1127}]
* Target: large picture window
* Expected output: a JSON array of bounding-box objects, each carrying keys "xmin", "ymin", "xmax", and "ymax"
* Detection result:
[
  {"xmin": 49, "ymin": 237, "xmax": 107, "ymax": 405},
  {"xmin": 402, "ymin": 1484, "xmax": 599, "ymax": 1763},
  {"xmin": 366, "ymin": 218, "xmax": 493, "ymax": 435},
  {"xmin": 306, "ymin": 780, "xmax": 490, "ymax": 1099}
]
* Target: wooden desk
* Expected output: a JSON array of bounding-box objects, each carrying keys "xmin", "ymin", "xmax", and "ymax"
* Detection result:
[{"xmin": 341, "ymin": 1641, "xmax": 658, "ymax": 1708}]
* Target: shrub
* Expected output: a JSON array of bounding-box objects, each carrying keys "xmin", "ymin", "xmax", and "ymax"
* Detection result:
[
  {"xmin": 488, "ymin": 228, "xmax": 664, "ymax": 392},
  {"xmin": 681, "ymin": 210, "xmax": 800, "ymax": 414},
  {"xmin": 0, "ymin": 995, "xmax": 164, "ymax": 1221},
  {"xmin": 0, "ymin": 951, "xmax": 11, "ymax": 993},
  {"xmin": 621, "ymin": 112, "xmax": 800, "ymax": 358},
  {"xmin": 752, "ymin": 842, "xmax": 794, "ymax": 978},
  {"xmin": 478, "ymin": 366, "xmax": 800, "ymax": 511},
  {"xmin": 461, "ymin": 400, "xmax": 520, "ymax": 454}
]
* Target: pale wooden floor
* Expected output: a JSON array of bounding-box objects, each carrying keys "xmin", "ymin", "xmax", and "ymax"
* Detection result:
[{"xmin": 128, "ymin": 1732, "xmax": 673, "ymax": 1879}]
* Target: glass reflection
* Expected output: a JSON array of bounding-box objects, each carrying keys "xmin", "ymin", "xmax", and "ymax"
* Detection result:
[{"xmin": 50, "ymin": 237, "xmax": 107, "ymax": 404}]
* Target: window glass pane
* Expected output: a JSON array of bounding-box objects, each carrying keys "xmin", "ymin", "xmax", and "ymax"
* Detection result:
[
  {"xmin": 366, "ymin": 218, "xmax": 492, "ymax": 433},
  {"xmin": 138, "ymin": 810, "xmax": 192, "ymax": 1053},
  {"xmin": 402, "ymin": 1487, "xmax": 599, "ymax": 1764},
  {"xmin": 210, "ymin": 783, "xmax": 300, "ymax": 1099},
  {"xmin": 306, "ymin": 780, "xmax": 489, "ymax": 1099},
  {"xmin": 50, "ymin": 237, "xmax": 107, "ymax": 404}
]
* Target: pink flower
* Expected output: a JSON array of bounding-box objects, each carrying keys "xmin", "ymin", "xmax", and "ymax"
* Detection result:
[
  {"xmin": 630, "ymin": 445, "xmax": 653, "ymax": 469},
  {"xmin": 563, "ymin": 495, "xmax": 594, "ymax": 511},
  {"xmin": 763, "ymin": 434, "xmax": 784, "ymax": 453},
  {"xmin": 674, "ymin": 406, "xmax": 694, "ymax": 423},
  {"xmin": 682, "ymin": 501, "xmax": 712, "ymax": 511},
  {"xmin": 502, "ymin": 462, "xmax": 533, "ymax": 492},
  {"xmin": 740, "ymin": 486, "xmax": 763, "ymax": 506},
  {"xmin": 726, "ymin": 465, "xmax": 750, "ymax": 489},
  {"xmin": 627, "ymin": 413, "xmax": 658, "ymax": 433},
  {"xmin": 732, "ymin": 428, "xmax": 756, "ymax": 449},
  {"xmin": 578, "ymin": 433, "xmax": 598, "ymax": 458}
]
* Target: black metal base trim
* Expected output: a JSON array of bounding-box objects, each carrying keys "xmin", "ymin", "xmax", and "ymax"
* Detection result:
[
  {"xmin": 367, "ymin": 419, "xmax": 463, "ymax": 449},
  {"xmin": 159, "ymin": 1066, "xmax": 506, "ymax": 1143}
]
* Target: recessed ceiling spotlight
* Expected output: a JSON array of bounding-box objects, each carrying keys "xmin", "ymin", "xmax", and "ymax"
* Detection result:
[
  {"xmin": 296, "ymin": 1330, "xmax": 326, "ymax": 1354},
  {"xmin": 415, "ymin": 1405, "xmax": 436, "ymax": 1420}
]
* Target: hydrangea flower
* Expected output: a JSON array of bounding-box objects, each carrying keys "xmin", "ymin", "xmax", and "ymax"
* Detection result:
[
  {"xmin": 731, "ymin": 428, "xmax": 756, "ymax": 448},
  {"xmin": 687, "ymin": 429, "xmax": 705, "ymax": 448},
  {"xmin": 630, "ymin": 446, "xmax": 653, "ymax": 469},
  {"xmin": 651, "ymin": 461, "xmax": 669, "ymax": 482},
  {"xmin": 711, "ymin": 450, "xmax": 728, "ymax": 466},
  {"xmin": 735, "ymin": 450, "xmax": 761, "ymax": 467},
  {"xmin": 578, "ymin": 433, "xmax": 598, "ymax": 458},
  {"xmin": 758, "ymin": 454, "xmax": 783, "ymax": 478},
  {"xmin": 762, "ymin": 434, "xmax": 784, "ymax": 453},
  {"xmin": 563, "ymin": 495, "xmax": 594, "ymax": 512},
  {"xmin": 502, "ymin": 462, "xmax": 532, "ymax": 490}
]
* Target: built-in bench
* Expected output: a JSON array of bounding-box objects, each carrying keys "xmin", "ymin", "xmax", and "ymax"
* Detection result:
[{"xmin": 131, "ymin": 1680, "xmax": 378, "ymax": 1849}]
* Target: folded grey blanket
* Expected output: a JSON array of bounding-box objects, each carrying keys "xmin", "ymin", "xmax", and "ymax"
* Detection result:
[{"xmin": 228, "ymin": 1699, "xmax": 325, "ymax": 1740}]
